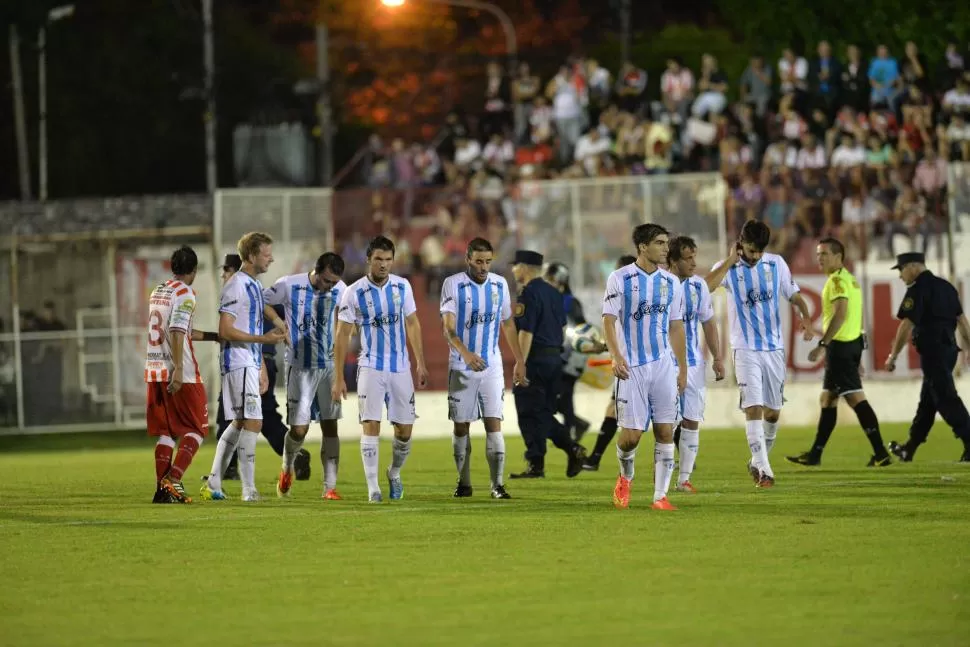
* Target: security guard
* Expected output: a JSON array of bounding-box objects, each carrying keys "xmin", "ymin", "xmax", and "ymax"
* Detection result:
[
  {"xmin": 786, "ymin": 238, "xmax": 891, "ymax": 467},
  {"xmin": 216, "ymin": 254, "xmax": 310, "ymax": 480},
  {"xmin": 885, "ymin": 252, "xmax": 970, "ymax": 462},
  {"xmin": 510, "ymin": 250, "xmax": 588, "ymax": 479}
]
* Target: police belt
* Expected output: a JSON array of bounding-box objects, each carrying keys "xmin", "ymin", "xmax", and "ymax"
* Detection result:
[{"xmin": 529, "ymin": 345, "xmax": 563, "ymax": 356}]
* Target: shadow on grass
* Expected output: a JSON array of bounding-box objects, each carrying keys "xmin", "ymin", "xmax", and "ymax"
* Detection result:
[{"xmin": 0, "ymin": 430, "xmax": 149, "ymax": 453}]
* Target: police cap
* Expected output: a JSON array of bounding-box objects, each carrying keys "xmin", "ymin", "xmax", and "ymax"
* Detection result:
[
  {"xmin": 890, "ymin": 252, "xmax": 925, "ymax": 270},
  {"xmin": 513, "ymin": 250, "xmax": 544, "ymax": 266}
]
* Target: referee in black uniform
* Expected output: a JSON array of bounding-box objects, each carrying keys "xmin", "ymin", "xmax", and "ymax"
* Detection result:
[
  {"xmin": 885, "ymin": 252, "xmax": 970, "ymax": 462},
  {"xmin": 509, "ymin": 250, "xmax": 587, "ymax": 479}
]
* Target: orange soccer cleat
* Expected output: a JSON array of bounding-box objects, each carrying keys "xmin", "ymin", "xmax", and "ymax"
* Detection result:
[
  {"xmin": 651, "ymin": 497, "xmax": 677, "ymax": 511},
  {"xmin": 322, "ymin": 489, "xmax": 342, "ymax": 501},
  {"xmin": 613, "ymin": 475, "xmax": 631, "ymax": 509},
  {"xmin": 276, "ymin": 470, "xmax": 293, "ymax": 498},
  {"xmin": 676, "ymin": 480, "xmax": 697, "ymax": 494}
]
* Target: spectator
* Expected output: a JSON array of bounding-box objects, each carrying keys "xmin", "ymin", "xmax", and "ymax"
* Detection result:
[
  {"xmin": 865, "ymin": 134, "xmax": 895, "ymax": 169},
  {"xmin": 732, "ymin": 173, "xmax": 764, "ymax": 224},
  {"xmin": 573, "ymin": 127, "xmax": 613, "ymax": 176},
  {"xmin": 797, "ymin": 167, "xmax": 836, "ymax": 235},
  {"xmin": 942, "ymin": 113, "xmax": 970, "ymax": 161},
  {"xmin": 482, "ymin": 60, "xmax": 510, "ymax": 139},
  {"xmin": 615, "ymin": 60, "xmax": 648, "ymax": 115},
  {"xmin": 841, "ymin": 44, "xmax": 870, "ymax": 112},
  {"xmin": 613, "ymin": 112, "xmax": 645, "ymax": 166},
  {"xmin": 547, "ymin": 65, "xmax": 583, "ymax": 162},
  {"xmin": 482, "ymin": 133, "xmax": 515, "ymax": 175},
  {"xmin": 529, "ymin": 95, "xmax": 554, "ymax": 144},
  {"xmin": 912, "ymin": 147, "xmax": 947, "ymax": 204},
  {"xmin": 942, "ymin": 77, "xmax": 970, "ymax": 117},
  {"xmin": 868, "ymin": 45, "xmax": 900, "ymax": 111},
  {"xmin": 778, "ymin": 48, "xmax": 809, "ymax": 98},
  {"xmin": 900, "ymin": 41, "xmax": 929, "ymax": 93},
  {"xmin": 692, "ymin": 54, "xmax": 728, "ymax": 118},
  {"xmin": 739, "ymin": 55, "xmax": 773, "ymax": 118},
  {"xmin": 412, "ymin": 143, "xmax": 442, "ymax": 186},
  {"xmin": 644, "ymin": 117, "xmax": 673, "ymax": 174},
  {"xmin": 660, "ymin": 57, "xmax": 695, "ymax": 123},
  {"xmin": 778, "ymin": 94, "xmax": 807, "ymax": 142},
  {"xmin": 512, "ymin": 63, "xmax": 541, "ymax": 145},
  {"xmin": 585, "ymin": 58, "xmax": 613, "ymax": 120},
  {"xmin": 841, "ymin": 189, "xmax": 880, "ymax": 257},
  {"xmin": 762, "ymin": 180, "xmax": 795, "ymax": 253},
  {"xmin": 937, "ymin": 42, "xmax": 966, "ymax": 92},
  {"xmin": 453, "ymin": 135, "xmax": 482, "ymax": 173},
  {"xmin": 830, "ymin": 133, "xmax": 866, "ymax": 169},
  {"xmin": 721, "ymin": 135, "xmax": 753, "ymax": 177},
  {"xmin": 887, "ymin": 185, "xmax": 931, "ymax": 256},
  {"xmin": 901, "ymin": 85, "xmax": 934, "ymax": 126},
  {"xmin": 809, "ymin": 41, "xmax": 842, "ymax": 114},
  {"xmin": 796, "ymin": 133, "xmax": 827, "ymax": 170}
]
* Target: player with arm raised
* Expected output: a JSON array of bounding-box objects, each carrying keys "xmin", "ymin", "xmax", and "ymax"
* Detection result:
[
  {"xmin": 704, "ymin": 220, "xmax": 813, "ymax": 487},
  {"xmin": 666, "ymin": 236, "xmax": 724, "ymax": 493},
  {"xmin": 201, "ymin": 232, "xmax": 285, "ymax": 502},
  {"xmin": 146, "ymin": 245, "xmax": 221, "ymax": 503},
  {"xmin": 605, "ymin": 224, "xmax": 687, "ymax": 511},
  {"xmin": 440, "ymin": 238, "xmax": 527, "ymax": 500},
  {"xmin": 331, "ymin": 235, "xmax": 429, "ymax": 502},
  {"xmin": 265, "ymin": 252, "xmax": 347, "ymax": 500}
]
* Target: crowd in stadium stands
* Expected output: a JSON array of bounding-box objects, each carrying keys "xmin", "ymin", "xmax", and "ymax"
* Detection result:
[{"xmin": 359, "ymin": 42, "xmax": 970, "ymax": 265}]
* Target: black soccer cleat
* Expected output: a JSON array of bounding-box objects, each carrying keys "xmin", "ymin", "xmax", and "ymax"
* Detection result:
[
  {"xmin": 509, "ymin": 464, "xmax": 544, "ymax": 479},
  {"xmin": 867, "ymin": 454, "xmax": 892, "ymax": 467},
  {"xmin": 294, "ymin": 449, "xmax": 312, "ymax": 481},
  {"xmin": 152, "ymin": 487, "xmax": 175, "ymax": 504},
  {"xmin": 566, "ymin": 444, "xmax": 588, "ymax": 478},
  {"xmin": 581, "ymin": 453, "xmax": 602, "ymax": 471},
  {"xmin": 889, "ymin": 440, "xmax": 913, "ymax": 462},
  {"xmin": 959, "ymin": 449, "xmax": 970, "ymax": 463},
  {"xmin": 490, "ymin": 485, "xmax": 511, "ymax": 499},
  {"xmin": 453, "ymin": 483, "xmax": 474, "ymax": 498},
  {"xmin": 786, "ymin": 451, "xmax": 821, "ymax": 466}
]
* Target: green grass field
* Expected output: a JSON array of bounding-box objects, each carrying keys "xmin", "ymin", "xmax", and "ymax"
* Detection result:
[{"xmin": 1, "ymin": 423, "xmax": 969, "ymax": 647}]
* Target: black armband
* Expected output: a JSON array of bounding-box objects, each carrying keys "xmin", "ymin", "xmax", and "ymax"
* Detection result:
[{"xmin": 201, "ymin": 331, "xmax": 219, "ymax": 342}]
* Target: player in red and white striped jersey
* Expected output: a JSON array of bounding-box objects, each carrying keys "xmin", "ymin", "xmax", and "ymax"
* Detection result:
[{"xmin": 146, "ymin": 245, "xmax": 220, "ymax": 504}]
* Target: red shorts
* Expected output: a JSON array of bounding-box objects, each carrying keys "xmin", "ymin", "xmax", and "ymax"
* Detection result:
[{"xmin": 146, "ymin": 382, "xmax": 209, "ymax": 439}]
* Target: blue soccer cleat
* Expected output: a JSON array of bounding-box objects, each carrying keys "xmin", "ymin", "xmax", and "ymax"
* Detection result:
[
  {"xmin": 368, "ymin": 491, "xmax": 383, "ymax": 503},
  {"xmin": 386, "ymin": 469, "xmax": 404, "ymax": 500},
  {"xmin": 200, "ymin": 476, "xmax": 229, "ymax": 501}
]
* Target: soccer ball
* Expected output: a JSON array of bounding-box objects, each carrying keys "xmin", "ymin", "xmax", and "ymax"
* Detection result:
[{"xmin": 565, "ymin": 323, "xmax": 604, "ymax": 353}]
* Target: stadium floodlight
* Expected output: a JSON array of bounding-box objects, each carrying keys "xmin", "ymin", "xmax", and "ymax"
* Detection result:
[{"xmin": 378, "ymin": 0, "xmax": 517, "ymax": 69}]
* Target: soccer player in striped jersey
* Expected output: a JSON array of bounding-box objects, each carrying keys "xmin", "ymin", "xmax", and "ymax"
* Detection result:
[
  {"xmin": 264, "ymin": 252, "xmax": 347, "ymax": 499},
  {"xmin": 332, "ymin": 235, "xmax": 429, "ymax": 503},
  {"xmin": 583, "ymin": 254, "xmax": 637, "ymax": 471},
  {"xmin": 146, "ymin": 246, "xmax": 221, "ymax": 503},
  {"xmin": 202, "ymin": 232, "xmax": 286, "ymax": 502},
  {"xmin": 705, "ymin": 220, "xmax": 813, "ymax": 487},
  {"xmin": 440, "ymin": 238, "xmax": 527, "ymax": 499},
  {"xmin": 666, "ymin": 236, "xmax": 724, "ymax": 493},
  {"xmin": 603, "ymin": 224, "xmax": 688, "ymax": 511}
]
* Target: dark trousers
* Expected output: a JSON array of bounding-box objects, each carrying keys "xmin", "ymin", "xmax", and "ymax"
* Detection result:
[
  {"xmin": 217, "ymin": 359, "xmax": 287, "ymax": 458},
  {"xmin": 513, "ymin": 353, "xmax": 573, "ymax": 465},
  {"xmin": 906, "ymin": 348, "xmax": 970, "ymax": 446}
]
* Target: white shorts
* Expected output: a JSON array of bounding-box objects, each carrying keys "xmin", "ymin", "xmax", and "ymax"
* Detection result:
[
  {"xmin": 447, "ymin": 367, "xmax": 505, "ymax": 423},
  {"xmin": 357, "ymin": 366, "xmax": 417, "ymax": 425},
  {"xmin": 734, "ymin": 349, "xmax": 786, "ymax": 410},
  {"xmin": 221, "ymin": 367, "xmax": 262, "ymax": 421},
  {"xmin": 285, "ymin": 365, "xmax": 342, "ymax": 425},
  {"xmin": 615, "ymin": 352, "xmax": 679, "ymax": 431},
  {"xmin": 678, "ymin": 363, "xmax": 707, "ymax": 422}
]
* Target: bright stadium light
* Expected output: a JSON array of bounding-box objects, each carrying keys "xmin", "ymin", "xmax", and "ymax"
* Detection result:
[{"xmin": 381, "ymin": 0, "xmax": 406, "ymax": 6}]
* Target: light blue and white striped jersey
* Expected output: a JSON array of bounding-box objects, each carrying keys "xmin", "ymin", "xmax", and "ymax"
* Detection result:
[
  {"xmin": 218, "ymin": 271, "xmax": 264, "ymax": 375},
  {"xmin": 679, "ymin": 275, "xmax": 715, "ymax": 368},
  {"xmin": 337, "ymin": 273, "xmax": 416, "ymax": 373},
  {"xmin": 439, "ymin": 272, "xmax": 513, "ymax": 372},
  {"xmin": 713, "ymin": 252, "xmax": 799, "ymax": 352},
  {"xmin": 602, "ymin": 263, "xmax": 684, "ymax": 368},
  {"xmin": 264, "ymin": 273, "xmax": 347, "ymax": 370}
]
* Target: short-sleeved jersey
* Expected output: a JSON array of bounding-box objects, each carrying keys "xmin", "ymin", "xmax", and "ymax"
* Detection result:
[
  {"xmin": 440, "ymin": 272, "xmax": 513, "ymax": 371},
  {"xmin": 219, "ymin": 271, "xmax": 265, "ymax": 374},
  {"xmin": 145, "ymin": 279, "xmax": 202, "ymax": 383},
  {"xmin": 264, "ymin": 273, "xmax": 347, "ymax": 370},
  {"xmin": 713, "ymin": 253, "xmax": 799, "ymax": 352},
  {"xmin": 680, "ymin": 274, "xmax": 715, "ymax": 367},
  {"xmin": 338, "ymin": 273, "xmax": 416, "ymax": 373},
  {"xmin": 602, "ymin": 263, "xmax": 684, "ymax": 368},
  {"xmin": 514, "ymin": 278, "xmax": 567, "ymax": 348},
  {"xmin": 822, "ymin": 267, "xmax": 863, "ymax": 342},
  {"xmin": 896, "ymin": 270, "xmax": 964, "ymax": 352}
]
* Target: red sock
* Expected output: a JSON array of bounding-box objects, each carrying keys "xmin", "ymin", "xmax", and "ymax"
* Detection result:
[
  {"xmin": 154, "ymin": 441, "xmax": 175, "ymax": 483},
  {"xmin": 168, "ymin": 434, "xmax": 202, "ymax": 481}
]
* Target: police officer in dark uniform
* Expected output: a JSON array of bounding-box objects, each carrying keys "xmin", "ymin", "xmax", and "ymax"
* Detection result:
[
  {"xmin": 885, "ymin": 252, "xmax": 970, "ymax": 462},
  {"xmin": 216, "ymin": 254, "xmax": 310, "ymax": 480},
  {"xmin": 509, "ymin": 250, "xmax": 588, "ymax": 479}
]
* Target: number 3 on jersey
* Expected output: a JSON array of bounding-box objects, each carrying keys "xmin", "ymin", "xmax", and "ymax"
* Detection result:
[{"xmin": 148, "ymin": 309, "xmax": 165, "ymax": 346}]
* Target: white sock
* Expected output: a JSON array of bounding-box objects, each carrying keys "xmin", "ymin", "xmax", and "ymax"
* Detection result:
[
  {"xmin": 745, "ymin": 419, "xmax": 773, "ymax": 477},
  {"xmin": 617, "ymin": 444, "xmax": 636, "ymax": 480},
  {"xmin": 282, "ymin": 430, "xmax": 304, "ymax": 473},
  {"xmin": 389, "ymin": 437, "xmax": 411, "ymax": 479},
  {"xmin": 452, "ymin": 434, "xmax": 470, "ymax": 485},
  {"xmin": 236, "ymin": 430, "xmax": 259, "ymax": 496},
  {"xmin": 485, "ymin": 432, "xmax": 506, "ymax": 488},
  {"xmin": 678, "ymin": 427, "xmax": 700, "ymax": 484},
  {"xmin": 764, "ymin": 421, "xmax": 779, "ymax": 454},
  {"xmin": 360, "ymin": 435, "xmax": 380, "ymax": 495},
  {"xmin": 208, "ymin": 423, "xmax": 241, "ymax": 491},
  {"xmin": 322, "ymin": 436, "xmax": 340, "ymax": 491},
  {"xmin": 653, "ymin": 442, "xmax": 675, "ymax": 502}
]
